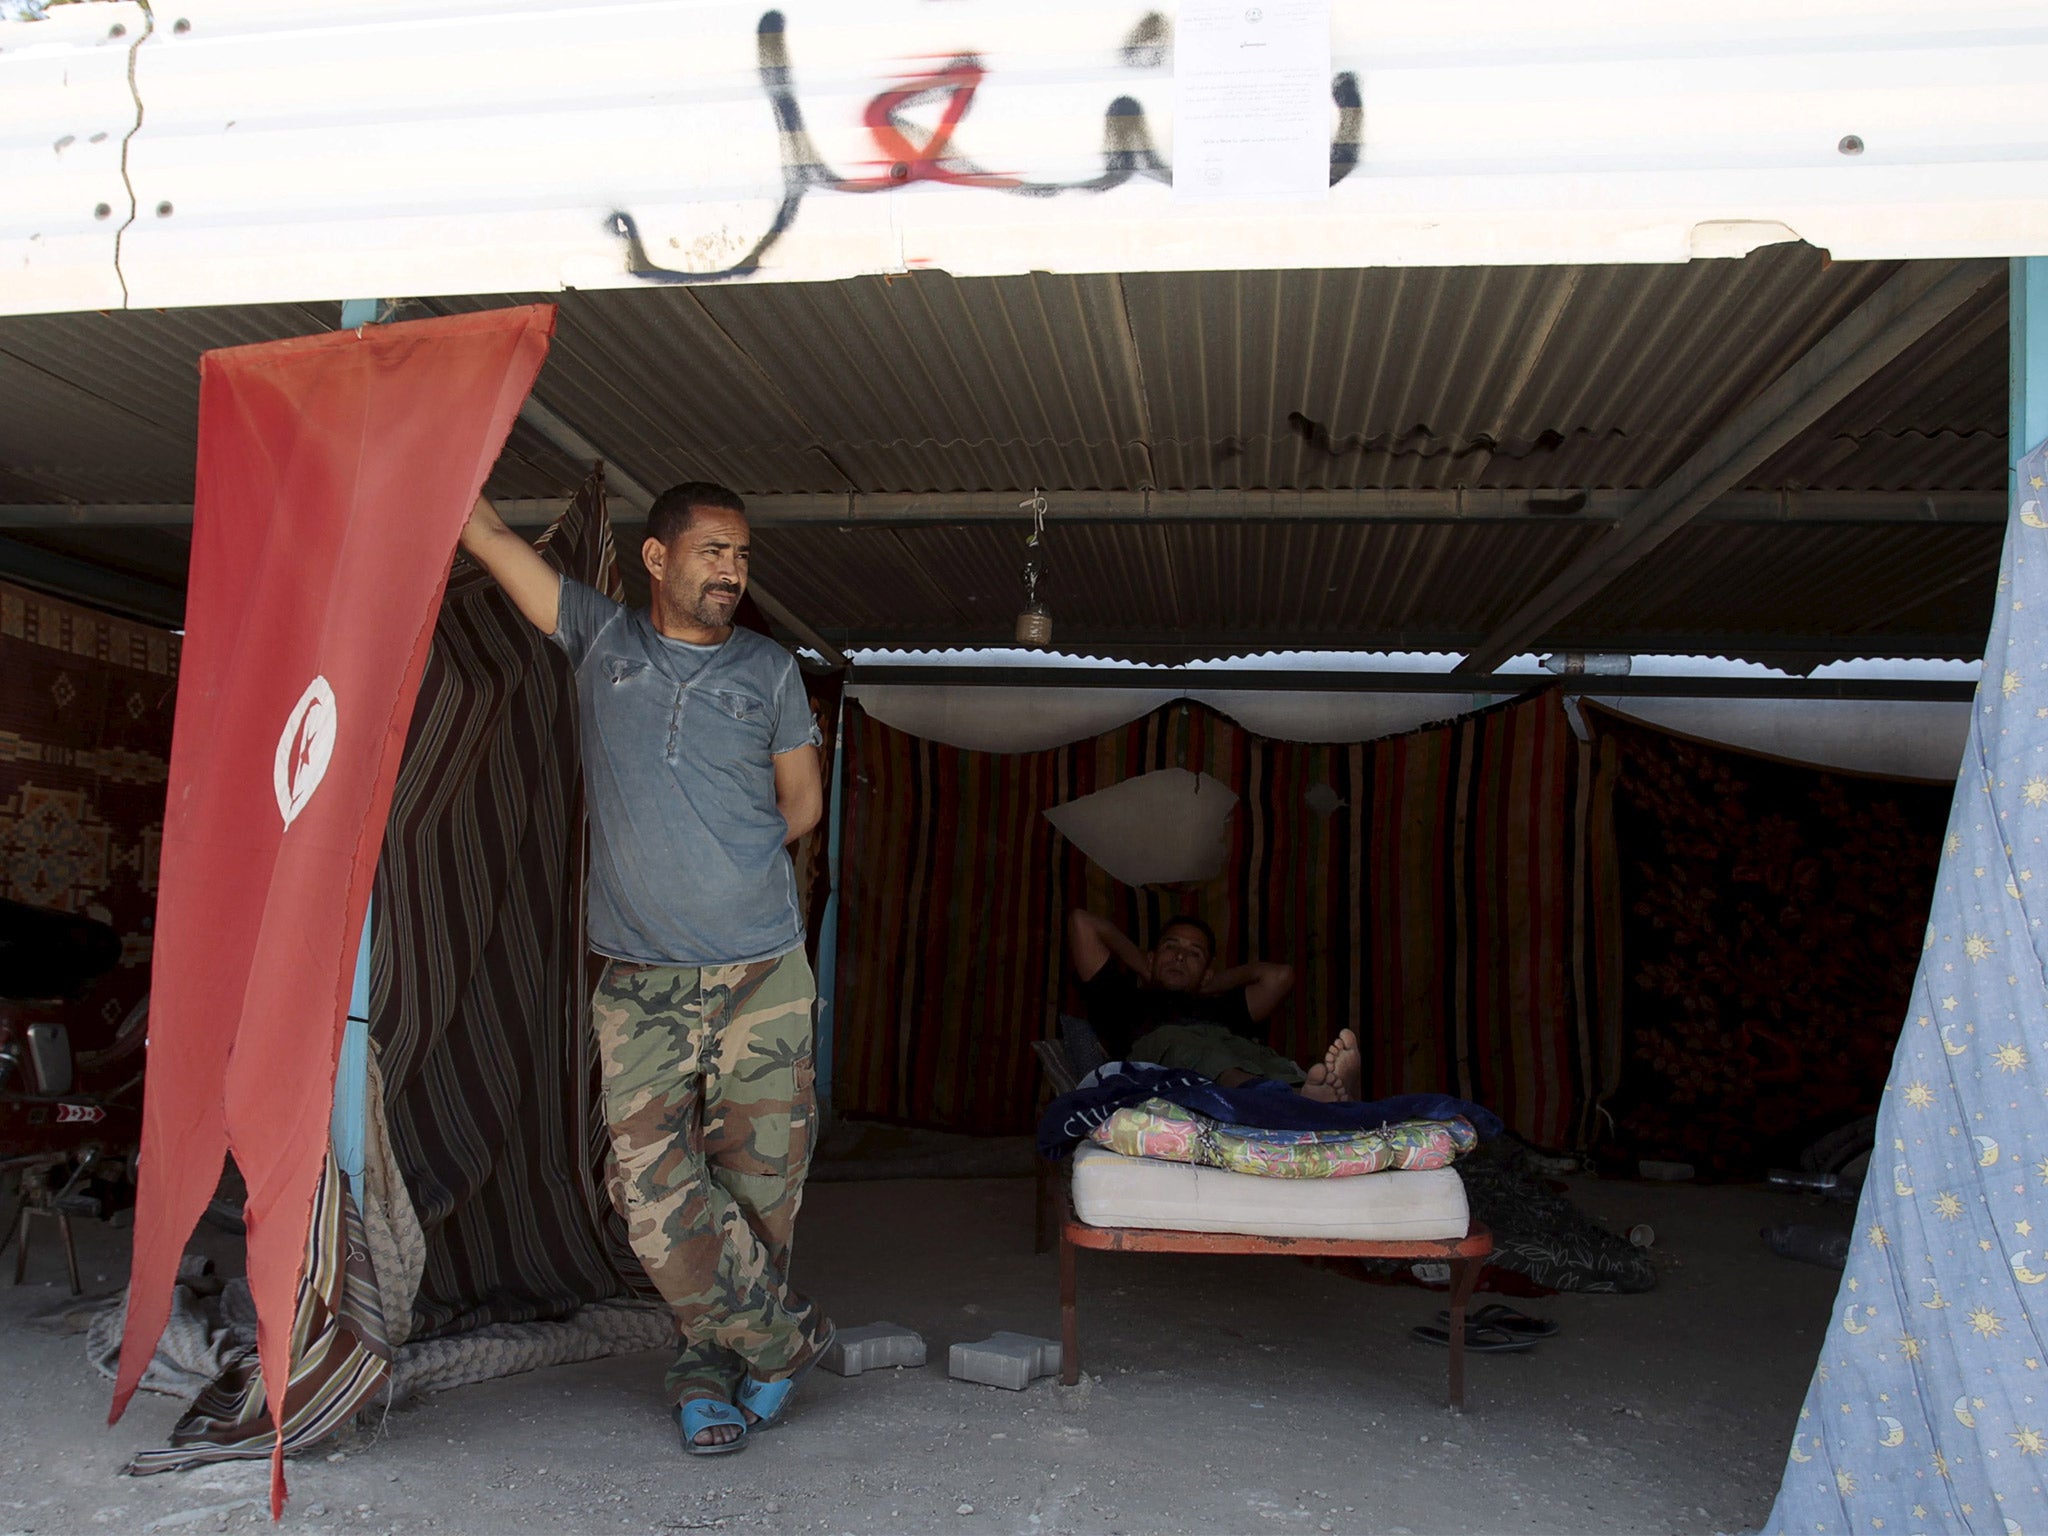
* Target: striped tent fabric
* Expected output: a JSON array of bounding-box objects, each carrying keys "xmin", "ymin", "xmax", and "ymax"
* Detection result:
[
  {"xmin": 834, "ymin": 689, "xmax": 1608, "ymax": 1147},
  {"xmin": 115, "ymin": 483, "xmax": 632, "ymax": 1470},
  {"xmin": 369, "ymin": 470, "xmax": 645, "ymax": 1336},
  {"xmin": 127, "ymin": 1153, "xmax": 389, "ymax": 1475}
]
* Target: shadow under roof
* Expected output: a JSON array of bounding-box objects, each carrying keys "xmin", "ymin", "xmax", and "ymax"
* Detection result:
[{"xmin": 0, "ymin": 246, "xmax": 2009, "ymax": 668}]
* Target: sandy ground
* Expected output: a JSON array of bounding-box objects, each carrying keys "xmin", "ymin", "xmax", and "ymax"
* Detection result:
[{"xmin": 0, "ymin": 1170, "xmax": 1844, "ymax": 1536}]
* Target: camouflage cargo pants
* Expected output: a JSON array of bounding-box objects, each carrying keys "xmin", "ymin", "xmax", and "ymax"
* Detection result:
[{"xmin": 591, "ymin": 948, "xmax": 831, "ymax": 1406}]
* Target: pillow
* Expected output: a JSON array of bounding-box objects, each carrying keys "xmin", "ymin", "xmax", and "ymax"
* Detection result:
[
  {"xmin": 1089, "ymin": 1097, "xmax": 1478, "ymax": 1179},
  {"xmin": 1059, "ymin": 1013, "xmax": 1111, "ymax": 1078}
]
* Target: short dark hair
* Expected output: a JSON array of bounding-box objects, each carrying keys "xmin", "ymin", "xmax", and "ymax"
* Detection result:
[
  {"xmin": 646, "ymin": 481, "xmax": 747, "ymax": 547},
  {"xmin": 1158, "ymin": 915, "xmax": 1215, "ymax": 954}
]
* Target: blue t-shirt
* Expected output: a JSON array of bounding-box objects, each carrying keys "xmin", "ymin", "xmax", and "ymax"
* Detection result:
[{"xmin": 551, "ymin": 576, "xmax": 821, "ymax": 966}]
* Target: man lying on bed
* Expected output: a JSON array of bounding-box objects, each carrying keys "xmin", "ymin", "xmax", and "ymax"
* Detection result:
[{"xmin": 1065, "ymin": 908, "xmax": 1360, "ymax": 1102}]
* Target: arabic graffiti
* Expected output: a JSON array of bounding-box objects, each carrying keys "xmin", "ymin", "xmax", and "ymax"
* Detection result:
[{"xmin": 607, "ymin": 9, "xmax": 1363, "ymax": 285}]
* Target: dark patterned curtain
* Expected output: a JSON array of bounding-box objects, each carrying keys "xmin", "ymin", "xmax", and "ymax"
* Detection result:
[
  {"xmin": 1584, "ymin": 703, "xmax": 1950, "ymax": 1177},
  {"xmin": 834, "ymin": 689, "xmax": 1606, "ymax": 1147},
  {"xmin": 0, "ymin": 582, "xmax": 177, "ymax": 1097}
]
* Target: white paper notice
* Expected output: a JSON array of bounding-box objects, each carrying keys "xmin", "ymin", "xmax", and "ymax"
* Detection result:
[{"xmin": 1173, "ymin": 0, "xmax": 1333, "ymax": 203}]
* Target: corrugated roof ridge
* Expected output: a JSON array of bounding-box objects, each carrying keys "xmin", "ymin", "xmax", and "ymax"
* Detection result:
[{"xmin": 1813, "ymin": 426, "xmax": 2004, "ymax": 445}]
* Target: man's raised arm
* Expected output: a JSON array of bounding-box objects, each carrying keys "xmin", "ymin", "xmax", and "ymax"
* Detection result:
[
  {"xmin": 1202, "ymin": 958, "xmax": 1297, "ymax": 1022},
  {"xmin": 1066, "ymin": 909, "xmax": 1147, "ymax": 984},
  {"xmin": 459, "ymin": 494, "xmax": 561, "ymax": 635}
]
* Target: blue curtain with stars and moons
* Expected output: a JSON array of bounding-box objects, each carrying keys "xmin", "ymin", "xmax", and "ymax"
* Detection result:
[{"xmin": 1768, "ymin": 444, "xmax": 2048, "ymax": 1533}]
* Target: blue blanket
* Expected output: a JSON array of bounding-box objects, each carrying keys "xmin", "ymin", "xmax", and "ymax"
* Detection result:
[
  {"xmin": 1764, "ymin": 442, "xmax": 2048, "ymax": 1532},
  {"xmin": 1036, "ymin": 1063, "xmax": 1503, "ymax": 1159}
]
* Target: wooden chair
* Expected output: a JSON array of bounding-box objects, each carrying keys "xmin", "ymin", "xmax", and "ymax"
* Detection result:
[{"xmin": 1031, "ymin": 1034, "xmax": 1080, "ymax": 1254}]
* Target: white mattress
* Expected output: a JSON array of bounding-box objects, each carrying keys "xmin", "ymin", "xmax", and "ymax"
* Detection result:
[{"xmin": 1069, "ymin": 1142, "xmax": 1470, "ymax": 1241}]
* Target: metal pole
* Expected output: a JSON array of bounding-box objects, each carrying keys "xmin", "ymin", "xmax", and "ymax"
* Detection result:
[
  {"xmin": 812, "ymin": 702, "xmax": 849, "ymax": 1127},
  {"xmin": 2011, "ymin": 257, "xmax": 2048, "ymax": 469},
  {"xmin": 328, "ymin": 299, "xmax": 395, "ymax": 1200}
]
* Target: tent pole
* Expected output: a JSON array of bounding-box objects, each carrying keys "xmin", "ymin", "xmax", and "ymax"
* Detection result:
[
  {"xmin": 331, "ymin": 903, "xmax": 373, "ymax": 1201},
  {"xmin": 326, "ymin": 298, "xmax": 398, "ymax": 1199},
  {"xmin": 2012, "ymin": 257, "xmax": 2048, "ymax": 469},
  {"xmin": 812, "ymin": 703, "xmax": 848, "ymax": 1131}
]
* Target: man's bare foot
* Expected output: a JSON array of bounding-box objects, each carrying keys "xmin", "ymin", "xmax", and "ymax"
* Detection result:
[
  {"xmin": 678, "ymin": 1397, "xmax": 745, "ymax": 1450},
  {"xmin": 1327, "ymin": 1028, "xmax": 1362, "ymax": 1099},
  {"xmin": 1300, "ymin": 1029, "xmax": 1362, "ymax": 1103}
]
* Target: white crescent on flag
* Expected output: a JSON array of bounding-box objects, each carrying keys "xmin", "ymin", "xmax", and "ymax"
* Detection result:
[{"xmin": 273, "ymin": 676, "xmax": 338, "ymax": 830}]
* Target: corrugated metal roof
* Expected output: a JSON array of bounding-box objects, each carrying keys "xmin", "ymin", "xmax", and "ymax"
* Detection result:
[
  {"xmin": 1747, "ymin": 273, "xmax": 2009, "ymax": 491},
  {"xmin": 1755, "ymin": 429, "xmax": 2005, "ymax": 496},
  {"xmin": 0, "ymin": 249, "xmax": 2011, "ymax": 662},
  {"xmin": 0, "ymin": 250, "xmax": 2000, "ymax": 506},
  {"xmin": 501, "ymin": 246, "xmax": 1979, "ymax": 499},
  {"xmin": 747, "ymin": 516, "xmax": 1998, "ymax": 664},
  {"xmin": 1121, "ymin": 252, "xmax": 1905, "ymax": 492},
  {"xmin": 694, "ymin": 274, "xmax": 1154, "ymax": 494},
  {"xmin": 0, "ymin": 302, "xmax": 329, "ymax": 502},
  {"xmin": 1564, "ymin": 522, "xmax": 2003, "ymax": 659},
  {"xmin": 0, "ymin": 297, "xmax": 631, "ymax": 504},
  {"xmin": 754, "ymin": 517, "xmax": 1607, "ymax": 654},
  {"xmin": 437, "ymin": 289, "xmax": 855, "ymax": 496}
]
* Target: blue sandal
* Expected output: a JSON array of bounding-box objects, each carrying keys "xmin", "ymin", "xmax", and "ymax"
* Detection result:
[
  {"xmin": 738, "ymin": 1325, "xmax": 836, "ymax": 1432},
  {"xmin": 677, "ymin": 1397, "xmax": 748, "ymax": 1456}
]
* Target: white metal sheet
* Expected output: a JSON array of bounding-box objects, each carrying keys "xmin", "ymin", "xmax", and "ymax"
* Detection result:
[
  {"xmin": 0, "ymin": 2, "xmax": 149, "ymax": 312},
  {"xmin": 2, "ymin": 0, "xmax": 2047, "ymax": 316}
]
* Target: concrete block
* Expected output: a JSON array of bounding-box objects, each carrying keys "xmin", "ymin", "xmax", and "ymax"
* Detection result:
[
  {"xmin": 948, "ymin": 1332, "xmax": 1062, "ymax": 1391},
  {"xmin": 820, "ymin": 1322, "xmax": 927, "ymax": 1378}
]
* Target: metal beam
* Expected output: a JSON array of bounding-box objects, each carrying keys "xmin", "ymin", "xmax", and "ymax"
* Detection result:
[
  {"xmin": 0, "ymin": 504, "xmax": 198, "ymax": 527},
  {"xmin": 1457, "ymin": 258, "xmax": 2007, "ymax": 675},
  {"xmin": 846, "ymin": 665, "xmax": 1974, "ymax": 703},
  {"xmin": 744, "ymin": 488, "xmax": 1626, "ymax": 525},
  {"xmin": 510, "ymin": 397, "xmax": 849, "ymax": 670},
  {"xmin": 810, "ymin": 628, "xmax": 1989, "ymax": 664},
  {"xmin": 0, "ymin": 488, "xmax": 2004, "ymax": 532},
  {"xmin": 0, "ymin": 537, "xmax": 183, "ymax": 627},
  {"xmin": 1695, "ymin": 491, "xmax": 2003, "ymax": 527},
  {"xmin": 679, "ymin": 487, "xmax": 2006, "ymax": 529}
]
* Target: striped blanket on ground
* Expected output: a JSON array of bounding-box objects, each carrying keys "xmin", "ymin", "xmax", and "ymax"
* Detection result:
[
  {"xmin": 1089, "ymin": 1097, "xmax": 1479, "ymax": 1178},
  {"xmin": 113, "ymin": 1153, "xmax": 392, "ymax": 1475}
]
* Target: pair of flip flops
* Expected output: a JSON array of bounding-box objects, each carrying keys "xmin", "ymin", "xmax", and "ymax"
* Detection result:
[
  {"xmin": 1410, "ymin": 1303, "xmax": 1559, "ymax": 1354},
  {"xmin": 676, "ymin": 1325, "xmax": 838, "ymax": 1456}
]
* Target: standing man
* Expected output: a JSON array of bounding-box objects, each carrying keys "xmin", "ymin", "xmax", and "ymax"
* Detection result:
[{"xmin": 461, "ymin": 482, "xmax": 833, "ymax": 1455}]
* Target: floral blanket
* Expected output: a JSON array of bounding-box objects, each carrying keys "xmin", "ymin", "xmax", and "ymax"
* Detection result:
[{"xmin": 1088, "ymin": 1097, "xmax": 1478, "ymax": 1178}]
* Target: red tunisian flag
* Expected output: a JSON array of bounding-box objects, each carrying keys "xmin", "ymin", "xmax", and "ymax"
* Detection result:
[{"xmin": 112, "ymin": 306, "xmax": 555, "ymax": 1514}]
